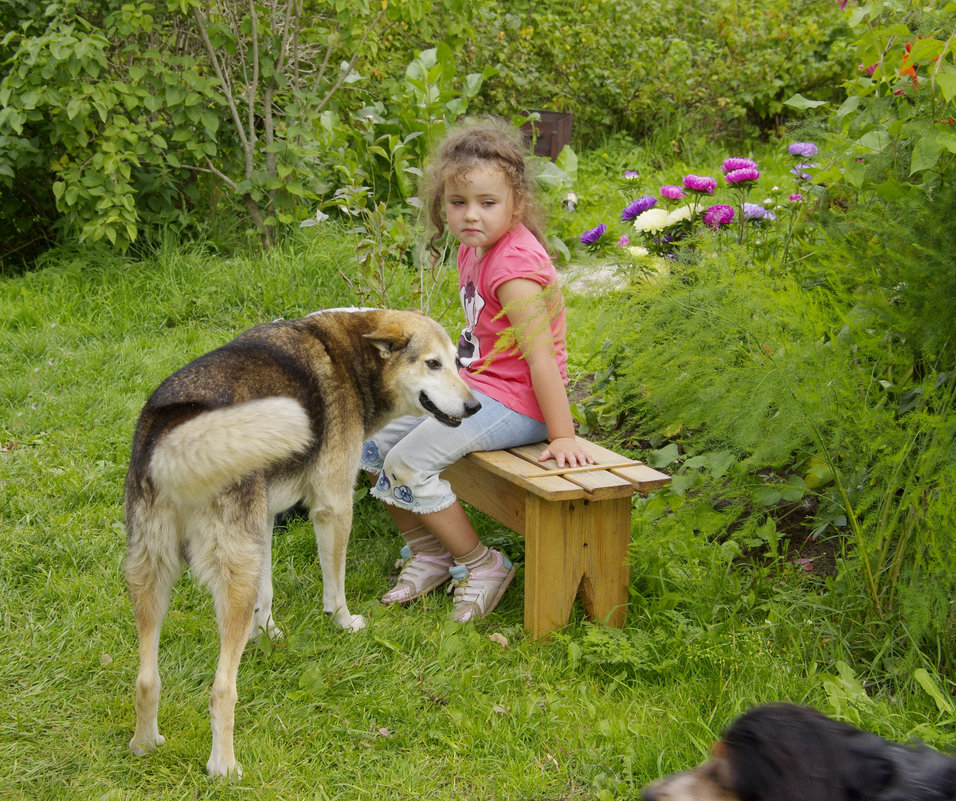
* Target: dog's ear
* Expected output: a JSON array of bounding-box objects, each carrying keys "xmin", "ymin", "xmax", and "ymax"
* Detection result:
[{"xmin": 364, "ymin": 324, "xmax": 410, "ymax": 358}]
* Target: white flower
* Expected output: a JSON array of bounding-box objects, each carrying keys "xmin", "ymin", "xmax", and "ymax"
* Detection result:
[
  {"xmin": 633, "ymin": 207, "xmax": 670, "ymax": 233},
  {"xmin": 627, "ymin": 246, "xmax": 650, "ymax": 258},
  {"xmin": 666, "ymin": 205, "xmax": 694, "ymax": 225}
]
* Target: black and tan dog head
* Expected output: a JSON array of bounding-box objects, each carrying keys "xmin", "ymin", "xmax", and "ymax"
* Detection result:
[
  {"xmin": 364, "ymin": 310, "xmax": 480, "ymax": 427},
  {"xmin": 642, "ymin": 703, "xmax": 956, "ymax": 801}
]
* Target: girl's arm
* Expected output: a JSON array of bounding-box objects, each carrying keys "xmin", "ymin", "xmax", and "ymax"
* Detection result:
[{"xmin": 497, "ymin": 277, "xmax": 594, "ymax": 468}]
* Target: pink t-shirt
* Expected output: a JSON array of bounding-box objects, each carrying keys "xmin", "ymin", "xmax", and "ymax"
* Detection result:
[{"xmin": 457, "ymin": 223, "xmax": 568, "ymax": 422}]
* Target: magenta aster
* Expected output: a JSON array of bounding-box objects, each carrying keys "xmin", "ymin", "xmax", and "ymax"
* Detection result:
[
  {"xmin": 660, "ymin": 184, "xmax": 685, "ymax": 200},
  {"xmin": 721, "ymin": 157, "xmax": 758, "ymax": 173},
  {"xmin": 703, "ymin": 204, "xmax": 735, "ymax": 229},
  {"xmin": 683, "ymin": 174, "xmax": 717, "ymax": 194},
  {"xmin": 621, "ymin": 195, "xmax": 657, "ymax": 221},
  {"xmin": 725, "ymin": 167, "xmax": 760, "ymax": 184}
]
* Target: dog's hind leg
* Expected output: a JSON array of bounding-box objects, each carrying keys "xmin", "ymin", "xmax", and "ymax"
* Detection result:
[
  {"xmin": 192, "ymin": 492, "xmax": 265, "ymax": 778},
  {"xmin": 205, "ymin": 566, "xmax": 258, "ymax": 778},
  {"xmin": 126, "ymin": 501, "xmax": 182, "ymax": 757}
]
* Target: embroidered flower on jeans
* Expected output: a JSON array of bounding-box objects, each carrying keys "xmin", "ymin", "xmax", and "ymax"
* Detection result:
[
  {"xmin": 362, "ymin": 441, "xmax": 381, "ymax": 466},
  {"xmin": 393, "ymin": 485, "xmax": 414, "ymax": 504}
]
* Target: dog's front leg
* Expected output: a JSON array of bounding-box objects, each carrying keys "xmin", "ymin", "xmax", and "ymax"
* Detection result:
[{"xmin": 311, "ymin": 502, "xmax": 366, "ymax": 632}]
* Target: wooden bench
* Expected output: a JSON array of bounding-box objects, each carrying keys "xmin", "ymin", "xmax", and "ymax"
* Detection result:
[{"xmin": 441, "ymin": 436, "xmax": 670, "ymax": 638}]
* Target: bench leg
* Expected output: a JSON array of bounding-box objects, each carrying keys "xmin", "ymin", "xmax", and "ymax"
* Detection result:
[
  {"xmin": 578, "ymin": 496, "xmax": 631, "ymax": 629},
  {"xmin": 522, "ymin": 496, "xmax": 631, "ymax": 638}
]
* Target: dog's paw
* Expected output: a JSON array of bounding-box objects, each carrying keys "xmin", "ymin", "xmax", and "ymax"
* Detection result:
[
  {"xmin": 129, "ymin": 733, "xmax": 166, "ymax": 756},
  {"xmin": 332, "ymin": 610, "xmax": 367, "ymax": 632},
  {"xmin": 249, "ymin": 615, "xmax": 282, "ymax": 642},
  {"xmin": 206, "ymin": 755, "xmax": 242, "ymax": 779}
]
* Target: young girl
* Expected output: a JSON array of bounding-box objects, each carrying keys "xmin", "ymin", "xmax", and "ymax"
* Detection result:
[{"xmin": 361, "ymin": 116, "xmax": 593, "ymax": 622}]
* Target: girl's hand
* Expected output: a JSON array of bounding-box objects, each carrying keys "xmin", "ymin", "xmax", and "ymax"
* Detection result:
[{"xmin": 539, "ymin": 437, "xmax": 595, "ymax": 469}]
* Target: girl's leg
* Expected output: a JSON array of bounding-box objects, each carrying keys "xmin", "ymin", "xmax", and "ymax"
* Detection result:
[
  {"xmin": 384, "ymin": 502, "xmax": 512, "ymax": 621},
  {"xmin": 370, "ymin": 392, "xmax": 545, "ymax": 618}
]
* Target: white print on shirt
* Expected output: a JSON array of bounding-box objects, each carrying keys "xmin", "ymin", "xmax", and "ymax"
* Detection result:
[{"xmin": 457, "ymin": 279, "xmax": 486, "ymax": 368}]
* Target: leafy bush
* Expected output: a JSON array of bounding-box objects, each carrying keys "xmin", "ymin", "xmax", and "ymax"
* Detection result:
[
  {"xmin": 0, "ymin": 0, "xmax": 466, "ymax": 264},
  {"xmin": 470, "ymin": 0, "xmax": 854, "ymax": 145},
  {"xmin": 559, "ymin": 0, "xmax": 956, "ymax": 675}
]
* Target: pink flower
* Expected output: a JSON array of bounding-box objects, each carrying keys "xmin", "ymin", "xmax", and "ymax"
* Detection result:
[
  {"xmin": 789, "ymin": 194, "xmax": 803, "ymax": 202},
  {"xmin": 683, "ymin": 174, "xmax": 717, "ymax": 194},
  {"xmin": 660, "ymin": 184, "xmax": 685, "ymax": 200},
  {"xmin": 721, "ymin": 157, "xmax": 758, "ymax": 173},
  {"xmin": 725, "ymin": 167, "xmax": 760, "ymax": 184},
  {"xmin": 617, "ymin": 235, "xmax": 630, "ymax": 247},
  {"xmin": 703, "ymin": 204, "xmax": 735, "ymax": 228}
]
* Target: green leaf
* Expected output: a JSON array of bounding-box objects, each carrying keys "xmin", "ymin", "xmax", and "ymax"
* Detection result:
[
  {"xmin": 783, "ymin": 93, "xmax": 827, "ymax": 110},
  {"xmin": 910, "ymin": 134, "xmax": 946, "ymax": 175},
  {"xmin": 913, "ymin": 668, "xmax": 956, "ymax": 715},
  {"xmin": 935, "ymin": 64, "xmax": 956, "ymax": 103},
  {"xmin": 647, "ymin": 443, "xmax": 679, "ymax": 469}
]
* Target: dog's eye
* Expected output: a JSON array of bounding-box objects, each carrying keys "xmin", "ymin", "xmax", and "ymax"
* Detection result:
[{"xmin": 425, "ymin": 359, "xmax": 442, "ymax": 370}]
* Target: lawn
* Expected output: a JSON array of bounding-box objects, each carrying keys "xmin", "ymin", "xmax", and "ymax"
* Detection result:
[{"xmin": 2, "ymin": 139, "xmax": 954, "ymax": 798}]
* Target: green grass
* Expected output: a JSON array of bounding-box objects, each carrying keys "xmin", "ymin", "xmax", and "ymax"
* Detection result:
[{"xmin": 1, "ymin": 207, "xmax": 952, "ymax": 799}]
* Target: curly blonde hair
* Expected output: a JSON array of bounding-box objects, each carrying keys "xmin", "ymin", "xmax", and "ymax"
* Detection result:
[{"xmin": 421, "ymin": 116, "xmax": 547, "ymax": 260}]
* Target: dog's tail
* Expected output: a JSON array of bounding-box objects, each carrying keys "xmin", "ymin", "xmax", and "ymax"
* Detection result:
[{"xmin": 149, "ymin": 397, "xmax": 312, "ymax": 505}]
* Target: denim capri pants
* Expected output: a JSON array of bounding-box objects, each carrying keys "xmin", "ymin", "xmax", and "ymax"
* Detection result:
[{"xmin": 361, "ymin": 389, "xmax": 548, "ymax": 515}]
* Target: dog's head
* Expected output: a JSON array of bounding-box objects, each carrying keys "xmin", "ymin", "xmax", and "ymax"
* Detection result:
[
  {"xmin": 642, "ymin": 703, "xmax": 956, "ymax": 801},
  {"xmin": 364, "ymin": 310, "xmax": 480, "ymax": 427}
]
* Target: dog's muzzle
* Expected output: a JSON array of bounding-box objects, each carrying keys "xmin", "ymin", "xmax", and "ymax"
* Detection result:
[{"xmin": 419, "ymin": 392, "xmax": 481, "ymax": 427}]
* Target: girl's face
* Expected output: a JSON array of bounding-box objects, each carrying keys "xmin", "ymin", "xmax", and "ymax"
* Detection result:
[{"xmin": 444, "ymin": 163, "xmax": 522, "ymax": 258}]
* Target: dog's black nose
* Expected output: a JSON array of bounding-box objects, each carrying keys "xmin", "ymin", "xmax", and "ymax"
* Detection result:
[{"xmin": 464, "ymin": 398, "xmax": 482, "ymax": 417}]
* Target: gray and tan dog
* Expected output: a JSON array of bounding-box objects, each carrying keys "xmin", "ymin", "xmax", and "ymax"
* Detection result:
[{"xmin": 124, "ymin": 308, "xmax": 479, "ymax": 777}]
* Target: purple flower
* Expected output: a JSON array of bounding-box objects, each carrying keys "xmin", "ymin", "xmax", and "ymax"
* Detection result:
[
  {"xmin": 721, "ymin": 157, "xmax": 758, "ymax": 173},
  {"xmin": 621, "ymin": 195, "xmax": 657, "ymax": 221},
  {"xmin": 579, "ymin": 223, "xmax": 607, "ymax": 245},
  {"xmin": 624, "ymin": 170, "xmax": 640, "ymax": 180},
  {"xmin": 788, "ymin": 142, "xmax": 818, "ymax": 158},
  {"xmin": 703, "ymin": 204, "xmax": 735, "ymax": 229},
  {"xmin": 660, "ymin": 184, "xmax": 685, "ymax": 200},
  {"xmin": 725, "ymin": 167, "xmax": 760, "ymax": 184},
  {"xmin": 790, "ymin": 164, "xmax": 816, "ymax": 182},
  {"xmin": 683, "ymin": 174, "xmax": 717, "ymax": 194},
  {"xmin": 743, "ymin": 203, "xmax": 776, "ymax": 221}
]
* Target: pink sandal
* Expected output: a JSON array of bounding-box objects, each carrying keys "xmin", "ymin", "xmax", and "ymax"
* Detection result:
[
  {"xmin": 447, "ymin": 549, "xmax": 516, "ymax": 622},
  {"xmin": 381, "ymin": 545, "xmax": 454, "ymax": 604}
]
